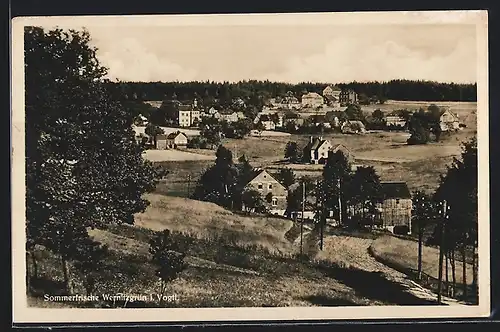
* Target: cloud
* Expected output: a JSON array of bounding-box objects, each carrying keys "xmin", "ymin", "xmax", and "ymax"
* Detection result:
[
  {"xmin": 264, "ymin": 35, "xmax": 476, "ymax": 83},
  {"xmin": 94, "ymin": 37, "xmax": 198, "ymax": 82}
]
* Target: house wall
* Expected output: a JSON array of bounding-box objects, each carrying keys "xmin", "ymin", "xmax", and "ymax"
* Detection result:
[
  {"xmin": 178, "ymin": 110, "xmax": 191, "ymax": 127},
  {"xmin": 376, "ymin": 198, "xmax": 412, "ymax": 228},
  {"xmin": 302, "ymin": 94, "xmax": 325, "ymax": 107},
  {"xmin": 156, "ymin": 139, "xmax": 168, "ymax": 150},
  {"xmin": 245, "ymin": 173, "xmax": 287, "ymax": 211},
  {"xmin": 174, "ymin": 135, "xmax": 188, "ymax": 146}
]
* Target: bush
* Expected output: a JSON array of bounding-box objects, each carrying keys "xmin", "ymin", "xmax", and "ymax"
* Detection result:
[{"xmin": 393, "ymin": 225, "xmax": 409, "ymax": 235}]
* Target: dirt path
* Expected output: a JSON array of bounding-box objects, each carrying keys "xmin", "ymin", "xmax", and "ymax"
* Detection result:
[{"xmin": 316, "ymin": 234, "xmax": 466, "ymax": 306}]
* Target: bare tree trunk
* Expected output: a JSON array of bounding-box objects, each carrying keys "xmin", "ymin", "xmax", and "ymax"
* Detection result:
[
  {"xmin": 451, "ymin": 248, "xmax": 457, "ymax": 298},
  {"xmin": 445, "ymin": 251, "xmax": 449, "ymax": 296},
  {"xmin": 472, "ymin": 243, "xmax": 478, "ymax": 297},
  {"xmin": 30, "ymin": 250, "xmax": 38, "ymax": 280},
  {"xmin": 417, "ymin": 227, "xmax": 423, "ymax": 280},
  {"xmin": 462, "ymin": 243, "xmax": 467, "ymax": 301},
  {"xmin": 61, "ymin": 255, "xmax": 74, "ymax": 295}
]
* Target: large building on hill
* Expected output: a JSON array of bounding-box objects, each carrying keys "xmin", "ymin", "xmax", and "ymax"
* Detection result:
[
  {"xmin": 376, "ymin": 182, "xmax": 412, "ymax": 234},
  {"xmin": 339, "ymin": 89, "xmax": 359, "ymax": 105},
  {"xmin": 301, "ymin": 92, "xmax": 325, "ymax": 108},
  {"xmin": 243, "ymin": 170, "xmax": 287, "ymax": 215}
]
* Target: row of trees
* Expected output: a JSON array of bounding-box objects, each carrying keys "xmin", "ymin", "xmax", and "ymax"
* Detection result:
[
  {"xmin": 25, "ymin": 27, "xmax": 165, "ymax": 295},
  {"xmin": 412, "ymin": 137, "xmax": 478, "ymax": 302},
  {"xmin": 108, "ymin": 79, "xmax": 476, "ymax": 105},
  {"xmin": 286, "ymin": 151, "xmax": 384, "ymax": 243}
]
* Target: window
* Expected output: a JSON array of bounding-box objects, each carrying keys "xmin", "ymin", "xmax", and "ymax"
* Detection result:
[
  {"xmin": 396, "ymin": 199, "xmax": 400, "ymax": 204},
  {"xmin": 258, "ymin": 183, "xmax": 263, "ymax": 190},
  {"xmin": 272, "ymin": 198, "xmax": 278, "ymax": 206},
  {"xmin": 269, "ymin": 184, "xmax": 273, "ymax": 189}
]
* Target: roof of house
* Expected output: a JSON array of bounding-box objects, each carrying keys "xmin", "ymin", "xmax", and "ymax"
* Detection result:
[
  {"xmin": 156, "ymin": 134, "xmax": 168, "ymax": 140},
  {"xmin": 178, "ymin": 105, "xmax": 192, "ymax": 111},
  {"xmin": 302, "ymin": 92, "xmax": 323, "ymax": 99},
  {"xmin": 306, "ymin": 137, "xmax": 331, "ymax": 152},
  {"xmin": 246, "ymin": 169, "xmax": 286, "ymax": 190},
  {"xmin": 166, "ymin": 132, "xmax": 187, "ymax": 139},
  {"xmin": 439, "ymin": 109, "xmax": 460, "ymax": 120},
  {"xmin": 380, "ymin": 182, "xmax": 411, "ymax": 199},
  {"xmin": 343, "ymin": 120, "xmax": 366, "ymax": 128},
  {"xmin": 324, "ymin": 85, "xmax": 341, "ymax": 92}
]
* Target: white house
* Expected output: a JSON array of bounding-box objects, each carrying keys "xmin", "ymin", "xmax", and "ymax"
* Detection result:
[{"xmin": 301, "ymin": 92, "xmax": 325, "ymax": 108}]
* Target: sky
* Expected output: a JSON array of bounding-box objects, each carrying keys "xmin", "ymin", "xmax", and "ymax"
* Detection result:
[{"xmin": 34, "ymin": 14, "xmax": 479, "ymax": 84}]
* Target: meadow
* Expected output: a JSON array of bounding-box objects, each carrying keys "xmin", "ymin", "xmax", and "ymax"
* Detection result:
[{"xmin": 28, "ymin": 194, "xmax": 456, "ymax": 308}]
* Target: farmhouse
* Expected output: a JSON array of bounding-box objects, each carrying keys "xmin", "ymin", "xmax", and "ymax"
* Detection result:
[
  {"xmin": 303, "ymin": 136, "xmax": 354, "ymax": 164},
  {"xmin": 301, "ymin": 92, "xmax": 325, "ymax": 108},
  {"xmin": 376, "ymin": 182, "xmax": 412, "ymax": 234},
  {"xmin": 339, "ymin": 89, "xmax": 358, "ymax": 105},
  {"xmin": 155, "ymin": 134, "xmax": 168, "ymax": 150},
  {"xmin": 219, "ymin": 110, "xmax": 239, "ymax": 123},
  {"xmin": 323, "ymin": 85, "xmax": 341, "ymax": 99},
  {"xmin": 384, "ymin": 115, "xmax": 407, "ymax": 128},
  {"xmin": 270, "ymin": 91, "xmax": 301, "ymax": 110},
  {"xmin": 256, "ymin": 114, "xmax": 277, "ymax": 130},
  {"xmin": 341, "ymin": 120, "xmax": 366, "ymax": 134},
  {"xmin": 243, "ymin": 170, "xmax": 287, "ymax": 215},
  {"xmin": 166, "ymin": 131, "xmax": 188, "ymax": 149},
  {"xmin": 439, "ymin": 109, "xmax": 460, "ymax": 132}
]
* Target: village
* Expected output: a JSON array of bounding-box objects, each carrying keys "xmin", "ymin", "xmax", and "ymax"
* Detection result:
[{"xmin": 129, "ymin": 85, "xmax": 468, "ymax": 236}]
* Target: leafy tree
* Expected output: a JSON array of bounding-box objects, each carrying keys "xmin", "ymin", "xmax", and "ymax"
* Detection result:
[
  {"xmin": 372, "ymin": 109, "xmax": 384, "ymax": 122},
  {"xmin": 284, "ymin": 141, "xmax": 300, "ymax": 163},
  {"xmin": 344, "ymin": 104, "xmax": 366, "ymax": 123},
  {"xmin": 145, "ymin": 123, "xmax": 165, "ymax": 148},
  {"xmin": 254, "ymin": 121, "xmax": 266, "ymax": 136},
  {"xmin": 25, "ymin": 27, "xmax": 163, "ymax": 294},
  {"xmin": 200, "ymin": 117, "xmax": 222, "ymax": 149},
  {"xmin": 232, "ymin": 118, "xmax": 253, "ymax": 139},
  {"xmin": 192, "ymin": 146, "xmax": 239, "ymax": 209},
  {"xmin": 407, "ymin": 116, "xmax": 430, "ymax": 145},
  {"xmin": 149, "ymin": 230, "xmax": 187, "ymax": 306},
  {"xmin": 320, "ymin": 151, "xmax": 352, "ymax": 247},
  {"xmin": 275, "ymin": 168, "xmax": 296, "ymax": 188},
  {"xmin": 73, "ymin": 235, "xmax": 108, "ymax": 295},
  {"xmin": 241, "ymin": 189, "xmax": 265, "ymax": 214},
  {"xmin": 434, "ymin": 137, "xmax": 478, "ymax": 300},
  {"xmin": 346, "ymin": 166, "xmax": 381, "ymax": 228}
]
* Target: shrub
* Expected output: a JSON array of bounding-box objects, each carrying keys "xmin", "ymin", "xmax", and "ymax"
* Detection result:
[{"xmin": 393, "ymin": 225, "xmax": 410, "ymax": 235}]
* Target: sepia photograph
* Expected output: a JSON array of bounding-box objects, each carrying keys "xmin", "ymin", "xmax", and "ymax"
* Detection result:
[{"xmin": 11, "ymin": 10, "xmax": 490, "ymax": 324}]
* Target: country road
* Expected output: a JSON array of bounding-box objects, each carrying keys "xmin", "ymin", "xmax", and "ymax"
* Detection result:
[{"xmin": 315, "ymin": 233, "xmax": 467, "ymax": 306}]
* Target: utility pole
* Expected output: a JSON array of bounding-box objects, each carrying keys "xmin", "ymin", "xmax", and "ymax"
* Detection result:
[
  {"xmin": 338, "ymin": 178, "xmax": 342, "ymax": 226},
  {"xmin": 187, "ymin": 174, "xmax": 191, "ymax": 197},
  {"xmin": 300, "ymin": 180, "xmax": 305, "ymax": 256},
  {"xmin": 437, "ymin": 200, "xmax": 447, "ymax": 304}
]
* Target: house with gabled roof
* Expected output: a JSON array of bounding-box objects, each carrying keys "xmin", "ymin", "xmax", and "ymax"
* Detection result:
[
  {"xmin": 166, "ymin": 131, "xmax": 188, "ymax": 149},
  {"xmin": 439, "ymin": 109, "xmax": 460, "ymax": 132},
  {"xmin": 375, "ymin": 182, "xmax": 412, "ymax": 234},
  {"xmin": 302, "ymin": 136, "xmax": 354, "ymax": 165},
  {"xmin": 243, "ymin": 169, "xmax": 288, "ymax": 215}
]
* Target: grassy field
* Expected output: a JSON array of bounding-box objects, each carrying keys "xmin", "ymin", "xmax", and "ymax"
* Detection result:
[
  {"xmin": 370, "ymin": 235, "xmax": 474, "ymax": 285},
  {"xmin": 28, "ymin": 193, "xmax": 452, "ymax": 308},
  {"xmin": 131, "ymin": 193, "xmax": 295, "ymax": 254}
]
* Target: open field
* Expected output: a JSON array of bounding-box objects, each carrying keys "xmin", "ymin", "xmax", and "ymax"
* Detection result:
[
  {"xmin": 29, "ymin": 193, "xmax": 462, "ymax": 308},
  {"xmin": 143, "ymin": 149, "xmax": 216, "ymax": 162},
  {"xmin": 131, "ymin": 194, "xmax": 295, "ymax": 254},
  {"xmin": 370, "ymin": 235, "xmax": 474, "ymax": 285}
]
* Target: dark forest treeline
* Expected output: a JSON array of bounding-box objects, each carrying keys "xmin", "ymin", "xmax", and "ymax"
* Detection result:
[{"xmin": 107, "ymin": 79, "xmax": 477, "ymax": 103}]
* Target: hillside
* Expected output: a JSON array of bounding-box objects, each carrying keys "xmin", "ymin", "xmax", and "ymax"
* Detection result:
[{"xmin": 132, "ymin": 194, "xmax": 296, "ymax": 254}]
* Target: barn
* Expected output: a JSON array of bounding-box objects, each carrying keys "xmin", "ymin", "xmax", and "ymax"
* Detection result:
[{"xmin": 376, "ymin": 182, "xmax": 412, "ymax": 234}]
